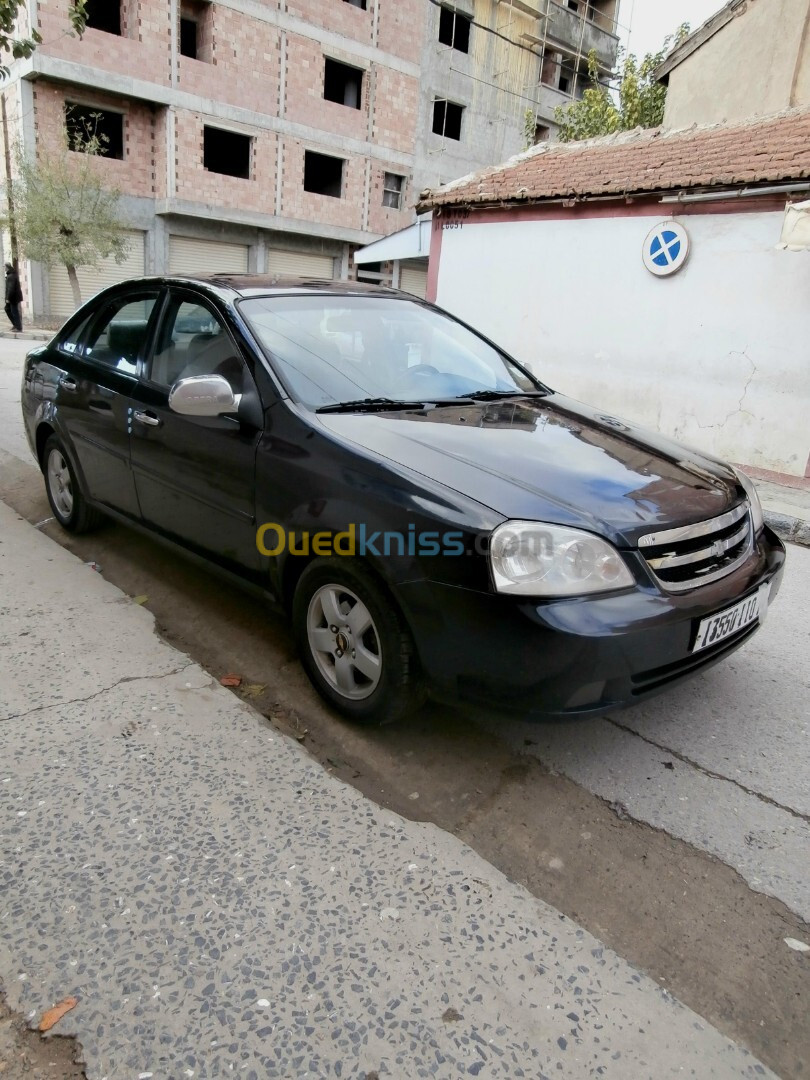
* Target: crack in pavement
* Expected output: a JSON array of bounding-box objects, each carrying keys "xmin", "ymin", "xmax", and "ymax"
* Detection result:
[
  {"xmin": 0, "ymin": 661, "xmax": 201, "ymax": 725},
  {"xmin": 604, "ymin": 714, "xmax": 810, "ymax": 825}
]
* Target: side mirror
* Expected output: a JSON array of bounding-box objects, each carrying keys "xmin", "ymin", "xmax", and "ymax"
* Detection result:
[{"xmin": 168, "ymin": 374, "xmax": 240, "ymax": 417}]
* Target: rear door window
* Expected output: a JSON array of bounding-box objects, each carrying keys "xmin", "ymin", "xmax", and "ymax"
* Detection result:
[{"xmin": 83, "ymin": 295, "xmax": 160, "ymax": 376}]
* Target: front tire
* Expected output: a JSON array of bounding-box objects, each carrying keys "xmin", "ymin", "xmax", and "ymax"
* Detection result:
[
  {"xmin": 292, "ymin": 558, "xmax": 424, "ymax": 725},
  {"xmin": 43, "ymin": 434, "xmax": 103, "ymax": 534}
]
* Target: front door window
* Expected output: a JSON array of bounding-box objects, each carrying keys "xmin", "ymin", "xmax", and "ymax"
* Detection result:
[{"xmin": 149, "ymin": 299, "xmax": 246, "ymax": 393}]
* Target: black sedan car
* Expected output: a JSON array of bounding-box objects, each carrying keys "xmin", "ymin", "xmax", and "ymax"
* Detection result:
[{"xmin": 21, "ymin": 275, "xmax": 785, "ymax": 723}]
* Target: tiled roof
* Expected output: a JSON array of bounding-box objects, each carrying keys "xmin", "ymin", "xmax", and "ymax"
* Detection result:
[{"xmin": 417, "ymin": 108, "xmax": 810, "ymax": 210}]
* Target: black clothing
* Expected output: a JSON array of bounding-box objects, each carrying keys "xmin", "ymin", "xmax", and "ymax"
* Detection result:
[{"xmin": 5, "ymin": 267, "xmax": 22, "ymax": 332}]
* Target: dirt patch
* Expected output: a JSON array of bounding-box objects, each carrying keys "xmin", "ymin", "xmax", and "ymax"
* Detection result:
[{"xmin": 0, "ymin": 994, "xmax": 84, "ymax": 1079}]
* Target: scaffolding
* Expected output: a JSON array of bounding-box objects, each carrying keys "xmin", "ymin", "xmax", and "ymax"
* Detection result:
[{"xmin": 427, "ymin": 0, "xmax": 632, "ymax": 179}]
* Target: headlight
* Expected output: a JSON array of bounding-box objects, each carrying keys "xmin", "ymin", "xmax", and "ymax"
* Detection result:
[
  {"xmin": 489, "ymin": 521, "xmax": 634, "ymax": 597},
  {"xmin": 733, "ymin": 467, "xmax": 764, "ymax": 533}
]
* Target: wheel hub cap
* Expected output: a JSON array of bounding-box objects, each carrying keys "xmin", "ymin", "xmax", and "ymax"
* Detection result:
[
  {"xmin": 47, "ymin": 450, "xmax": 73, "ymax": 518},
  {"xmin": 306, "ymin": 584, "xmax": 382, "ymax": 701}
]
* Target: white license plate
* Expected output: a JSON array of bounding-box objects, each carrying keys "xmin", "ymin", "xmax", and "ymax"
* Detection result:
[{"xmin": 692, "ymin": 585, "xmax": 768, "ymax": 654}]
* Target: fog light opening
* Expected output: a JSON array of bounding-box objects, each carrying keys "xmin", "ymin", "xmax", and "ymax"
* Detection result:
[{"xmin": 564, "ymin": 681, "xmax": 607, "ymax": 710}]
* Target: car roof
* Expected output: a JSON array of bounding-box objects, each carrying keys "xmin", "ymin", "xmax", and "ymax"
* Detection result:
[{"xmin": 104, "ymin": 274, "xmax": 417, "ymax": 301}]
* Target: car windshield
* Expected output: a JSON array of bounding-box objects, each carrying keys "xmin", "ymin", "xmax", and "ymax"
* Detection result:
[{"xmin": 239, "ymin": 294, "xmax": 544, "ymax": 409}]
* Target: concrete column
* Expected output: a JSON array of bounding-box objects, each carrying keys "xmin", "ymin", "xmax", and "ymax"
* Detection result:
[
  {"xmin": 169, "ymin": 0, "xmax": 179, "ymax": 88},
  {"xmin": 148, "ymin": 217, "xmax": 169, "ymax": 275},
  {"xmin": 250, "ymin": 234, "xmax": 266, "ymax": 273}
]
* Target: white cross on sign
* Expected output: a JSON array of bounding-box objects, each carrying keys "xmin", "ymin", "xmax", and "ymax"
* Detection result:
[{"xmin": 642, "ymin": 221, "xmax": 690, "ymax": 277}]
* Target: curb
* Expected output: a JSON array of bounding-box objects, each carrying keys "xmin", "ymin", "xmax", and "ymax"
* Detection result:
[
  {"xmin": 764, "ymin": 510, "xmax": 810, "ymax": 548},
  {"xmin": 0, "ymin": 329, "xmax": 52, "ymax": 341}
]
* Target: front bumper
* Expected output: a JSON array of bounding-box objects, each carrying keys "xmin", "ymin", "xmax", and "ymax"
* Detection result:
[{"xmin": 396, "ymin": 527, "xmax": 786, "ymax": 717}]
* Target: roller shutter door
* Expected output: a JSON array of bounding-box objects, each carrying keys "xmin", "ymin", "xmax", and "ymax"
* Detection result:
[
  {"xmin": 399, "ymin": 265, "xmax": 428, "ymax": 299},
  {"xmin": 266, "ymin": 248, "xmax": 335, "ymax": 279},
  {"xmin": 169, "ymin": 236, "xmax": 249, "ymax": 276},
  {"xmin": 48, "ymin": 230, "xmax": 145, "ymax": 318}
]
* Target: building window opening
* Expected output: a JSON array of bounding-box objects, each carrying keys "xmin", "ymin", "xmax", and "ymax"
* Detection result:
[
  {"xmin": 586, "ymin": 0, "xmax": 615, "ymax": 31},
  {"xmin": 382, "ymin": 172, "xmax": 405, "ymax": 210},
  {"xmin": 343, "ymin": 0, "xmax": 367, "ymax": 8},
  {"xmin": 432, "ymin": 99, "xmax": 463, "ymax": 140},
  {"xmin": 84, "ymin": 0, "xmax": 121, "ymax": 35},
  {"xmin": 203, "ymin": 127, "xmax": 251, "ymax": 179},
  {"xmin": 323, "ymin": 58, "xmax": 364, "ymax": 109},
  {"xmin": 304, "ymin": 151, "xmax": 344, "ymax": 198},
  {"xmin": 438, "ymin": 7, "xmax": 471, "ymax": 53},
  {"xmin": 181, "ymin": 1, "xmax": 213, "ymax": 63},
  {"xmin": 533, "ymin": 123, "xmax": 550, "ymax": 143},
  {"xmin": 180, "ymin": 17, "xmax": 197, "ymax": 58},
  {"xmin": 65, "ymin": 103, "xmax": 124, "ymax": 159}
]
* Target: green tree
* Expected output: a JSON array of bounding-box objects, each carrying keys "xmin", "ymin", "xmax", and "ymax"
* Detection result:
[
  {"xmin": 0, "ymin": 0, "xmax": 86, "ymax": 74},
  {"xmin": 554, "ymin": 26, "xmax": 690, "ymax": 143},
  {"xmin": 12, "ymin": 112, "xmax": 129, "ymax": 307}
]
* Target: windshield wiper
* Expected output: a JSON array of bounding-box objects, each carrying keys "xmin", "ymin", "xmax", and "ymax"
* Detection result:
[
  {"xmin": 458, "ymin": 388, "xmax": 549, "ymax": 402},
  {"xmin": 316, "ymin": 397, "xmax": 425, "ymax": 414}
]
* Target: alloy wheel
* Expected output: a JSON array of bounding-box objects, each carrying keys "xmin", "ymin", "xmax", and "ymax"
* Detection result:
[
  {"xmin": 47, "ymin": 449, "xmax": 74, "ymax": 519},
  {"xmin": 306, "ymin": 583, "xmax": 382, "ymax": 700}
]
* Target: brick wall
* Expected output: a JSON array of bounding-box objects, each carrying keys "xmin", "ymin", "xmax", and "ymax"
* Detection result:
[
  {"xmin": 281, "ymin": 136, "xmax": 365, "ymax": 231},
  {"xmin": 284, "ymin": 34, "xmax": 370, "ymax": 140},
  {"xmin": 32, "ymin": 82, "xmax": 159, "ymax": 200},
  {"xmin": 36, "ymin": 0, "xmax": 172, "ymax": 88},
  {"xmin": 177, "ymin": 6, "xmax": 281, "ymax": 115},
  {"xmin": 377, "ymin": 0, "xmax": 424, "ymax": 65},
  {"xmin": 284, "ymin": 0, "xmax": 375, "ymax": 49},
  {"xmin": 367, "ymin": 162, "xmax": 413, "ymax": 233},
  {"xmin": 371, "ymin": 66, "xmax": 419, "ymax": 154},
  {"xmin": 25, "ymin": 0, "xmax": 423, "ymax": 246},
  {"xmin": 173, "ymin": 110, "xmax": 278, "ymax": 215}
]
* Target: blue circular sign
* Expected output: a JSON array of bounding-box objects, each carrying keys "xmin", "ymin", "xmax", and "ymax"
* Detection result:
[{"xmin": 643, "ymin": 221, "xmax": 690, "ymax": 276}]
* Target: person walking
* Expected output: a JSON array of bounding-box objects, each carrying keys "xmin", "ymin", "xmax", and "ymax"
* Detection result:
[{"xmin": 5, "ymin": 262, "xmax": 23, "ymax": 333}]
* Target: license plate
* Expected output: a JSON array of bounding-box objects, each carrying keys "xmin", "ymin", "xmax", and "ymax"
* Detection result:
[{"xmin": 692, "ymin": 584, "xmax": 769, "ymax": 654}]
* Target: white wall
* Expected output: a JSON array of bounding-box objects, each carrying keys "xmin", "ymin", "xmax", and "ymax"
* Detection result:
[
  {"xmin": 434, "ymin": 208, "xmax": 810, "ymax": 477},
  {"xmin": 663, "ymin": 0, "xmax": 810, "ymax": 129}
]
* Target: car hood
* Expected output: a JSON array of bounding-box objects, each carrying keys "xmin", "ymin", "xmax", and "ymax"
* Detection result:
[{"xmin": 315, "ymin": 394, "xmax": 742, "ymax": 547}]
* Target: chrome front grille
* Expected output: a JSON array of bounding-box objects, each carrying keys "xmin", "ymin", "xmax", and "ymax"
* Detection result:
[{"xmin": 637, "ymin": 503, "xmax": 753, "ymax": 593}]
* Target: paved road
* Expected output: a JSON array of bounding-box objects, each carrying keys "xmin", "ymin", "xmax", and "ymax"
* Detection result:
[
  {"xmin": 488, "ymin": 550, "xmax": 810, "ymax": 920},
  {"xmin": 1, "ymin": 337, "xmax": 808, "ymax": 1077},
  {"xmin": 0, "ymin": 339, "xmax": 35, "ymax": 463}
]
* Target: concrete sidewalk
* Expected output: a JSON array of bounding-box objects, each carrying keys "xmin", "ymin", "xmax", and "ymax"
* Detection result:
[{"xmin": 0, "ymin": 500, "xmax": 776, "ymax": 1079}]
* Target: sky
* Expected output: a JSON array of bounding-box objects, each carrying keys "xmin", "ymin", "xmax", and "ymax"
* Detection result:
[{"xmin": 619, "ymin": 0, "xmax": 728, "ymax": 60}]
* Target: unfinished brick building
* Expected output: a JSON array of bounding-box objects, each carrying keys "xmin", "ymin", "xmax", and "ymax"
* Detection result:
[{"xmin": 2, "ymin": 0, "xmax": 620, "ymax": 320}]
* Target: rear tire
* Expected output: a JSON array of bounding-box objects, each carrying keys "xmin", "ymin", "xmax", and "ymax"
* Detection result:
[
  {"xmin": 43, "ymin": 434, "xmax": 104, "ymax": 534},
  {"xmin": 292, "ymin": 558, "xmax": 425, "ymax": 725}
]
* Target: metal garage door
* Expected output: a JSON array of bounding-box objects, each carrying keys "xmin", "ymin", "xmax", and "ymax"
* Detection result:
[
  {"xmin": 399, "ymin": 264, "xmax": 428, "ymax": 299},
  {"xmin": 169, "ymin": 236, "xmax": 249, "ymax": 276},
  {"xmin": 48, "ymin": 230, "xmax": 145, "ymax": 318},
  {"xmin": 266, "ymin": 248, "xmax": 335, "ymax": 279}
]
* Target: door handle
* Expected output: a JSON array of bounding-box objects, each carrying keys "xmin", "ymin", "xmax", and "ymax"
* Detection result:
[
  {"xmin": 59, "ymin": 377, "xmax": 78, "ymax": 392},
  {"xmin": 132, "ymin": 410, "xmax": 161, "ymax": 428}
]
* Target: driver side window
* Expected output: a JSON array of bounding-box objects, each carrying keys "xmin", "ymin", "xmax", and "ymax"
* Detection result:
[{"xmin": 150, "ymin": 298, "xmax": 246, "ymax": 394}]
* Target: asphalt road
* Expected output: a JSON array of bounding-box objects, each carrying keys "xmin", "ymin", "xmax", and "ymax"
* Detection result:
[{"xmin": 1, "ymin": 337, "xmax": 808, "ymax": 1077}]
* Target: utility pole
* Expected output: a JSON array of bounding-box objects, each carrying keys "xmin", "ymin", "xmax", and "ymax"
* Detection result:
[{"xmin": 1, "ymin": 91, "xmax": 19, "ymax": 270}]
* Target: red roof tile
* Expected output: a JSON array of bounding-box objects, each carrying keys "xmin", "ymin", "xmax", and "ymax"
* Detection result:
[{"xmin": 417, "ymin": 108, "xmax": 810, "ymax": 210}]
